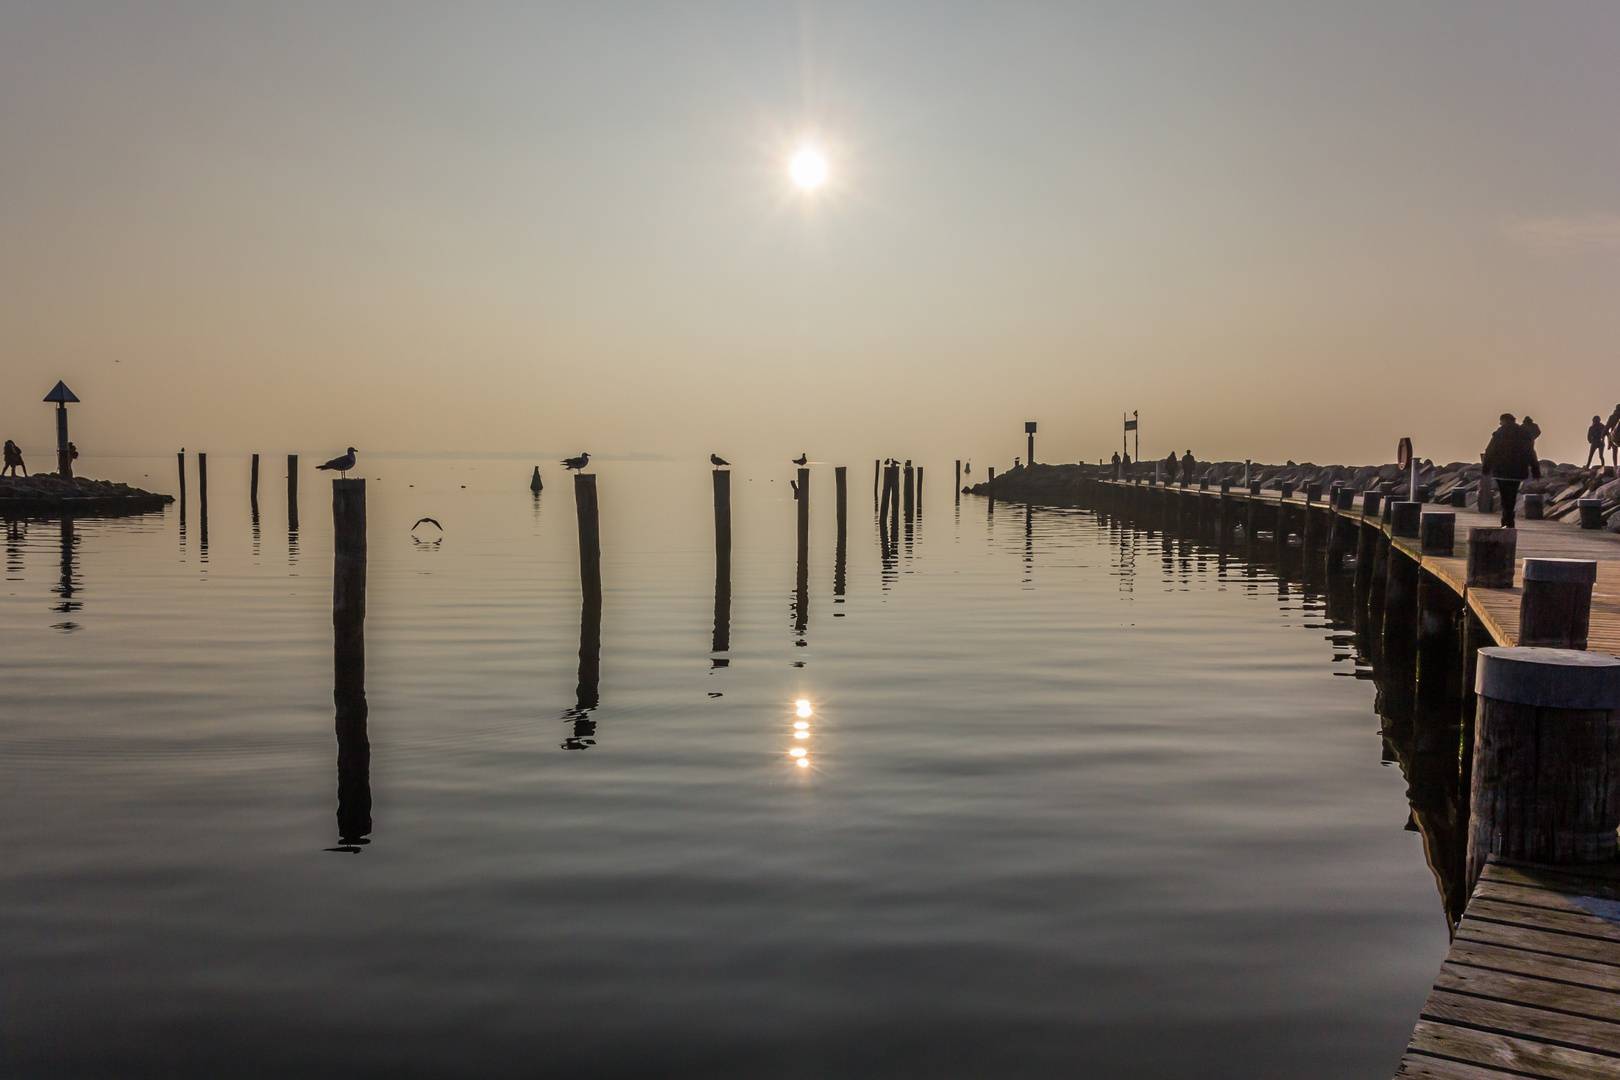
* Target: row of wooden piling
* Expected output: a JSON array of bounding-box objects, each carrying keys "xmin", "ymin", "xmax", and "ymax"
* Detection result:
[{"xmin": 1083, "ymin": 476, "xmax": 1620, "ymax": 900}]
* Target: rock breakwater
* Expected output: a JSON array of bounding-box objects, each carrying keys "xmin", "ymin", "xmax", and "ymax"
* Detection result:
[{"xmin": 0, "ymin": 474, "xmax": 174, "ymax": 515}]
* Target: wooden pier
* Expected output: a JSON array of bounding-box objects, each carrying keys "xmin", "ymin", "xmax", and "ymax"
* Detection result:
[
  {"xmin": 1395, "ymin": 856, "xmax": 1620, "ymax": 1079},
  {"xmin": 1083, "ymin": 478, "xmax": 1620, "ymax": 1077}
]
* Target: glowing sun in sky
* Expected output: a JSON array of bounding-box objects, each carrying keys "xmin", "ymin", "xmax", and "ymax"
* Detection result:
[{"xmin": 790, "ymin": 145, "xmax": 829, "ymax": 192}]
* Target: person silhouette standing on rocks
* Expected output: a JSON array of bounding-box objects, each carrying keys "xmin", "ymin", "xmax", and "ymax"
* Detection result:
[
  {"xmin": 1606, "ymin": 404, "xmax": 1620, "ymax": 474},
  {"xmin": 2, "ymin": 440, "xmax": 24, "ymax": 477},
  {"xmin": 1482, "ymin": 413, "xmax": 1540, "ymax": 529},
  {"xmin": 1587, "ymin": 416, "xmax": 1608, "ymax": 471}
]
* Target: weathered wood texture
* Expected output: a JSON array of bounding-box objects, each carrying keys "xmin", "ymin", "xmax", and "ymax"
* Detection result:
[{"xmin": 1394, "ymin": 857, "xmax": 1620, "ymax": 1080}]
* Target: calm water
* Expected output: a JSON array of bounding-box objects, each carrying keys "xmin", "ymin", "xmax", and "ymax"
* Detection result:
[{"xmin": 1, "ymin": 457, "xmax": 1450, "ymax": 1078}]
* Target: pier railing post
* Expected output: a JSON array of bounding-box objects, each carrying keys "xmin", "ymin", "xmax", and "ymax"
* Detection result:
[
  {"xmin": 1523, "ymin": 493, "xmax": 1544, "ymax": 520},
  {"xmin": 1466, "ymin": 528, "xmax": 1516, "ymax": 589},
  {"xmin": 1579, "ymin": 499, "xmax": 1605, "ymax": 530},
  {"xmin": 1466, "ymin": 647, "xmax": 1620, "ymax": 895},
  {"xmin": 1519, "ymin": 559, "xmax": 1596, "ymax": 650},
  {"xmin": 1420, "ymin": 512, "xmax": 1455, "ymax": 556}
]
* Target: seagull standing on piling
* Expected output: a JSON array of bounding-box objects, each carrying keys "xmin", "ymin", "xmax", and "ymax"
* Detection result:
[
  {"xmin": 317, "ymin": 447, "xmax": 357, "ymax": 478},
  {"xmin": 710, "ymin": 454, "xmax": 730, "ymax": 467},
  {"xmin": 792, "ymin": 453, "xmax": 808, "ymax": 466},
  {"xmin": 561, "ymin": 452, "xmax": 590, "ymax": 473}
]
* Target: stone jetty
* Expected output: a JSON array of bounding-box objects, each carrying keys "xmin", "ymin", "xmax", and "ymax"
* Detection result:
[
  {"xmin": 967, "ymin": 459, "xmax": 1620, "ymax": 529},
  {"xmin": 0, "ymin": 473, "xmax": 174, "ymax": 515}
]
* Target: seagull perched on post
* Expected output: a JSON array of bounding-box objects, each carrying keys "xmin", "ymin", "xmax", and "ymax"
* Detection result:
[
  {"xmin": 792, "ymin": 453, "xmax": 808, "ymax": 466},
  {"xmin": 561, "ymin": 452, "xmax": 590, "ymax": 473},
  {"xmin": 710, "ymin": 454, "xmax": 730, "ymax": 468},
  {"xmin": 317, "ymin": 447, "xmax": 357, "ymax": 478}
]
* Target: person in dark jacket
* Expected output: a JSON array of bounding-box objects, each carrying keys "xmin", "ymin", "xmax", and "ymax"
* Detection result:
[
  {"xmin": 1163, "ymin": 451, "xmax": 1179, "ymax": 484},
  {"xmin": 1111, "ymin": 451, "xmax": 1121, "ymax": 478},
  {"xmin": 1482, "ymin": 413, "xmax": 1540, "ymax": 528},
  {"xmin": 2, "ymin": 440, "xmax": 24, "ymax": 477},
  {"xmin": 1587, "ymin": 416, "xmax": 1607, "ymax": 470}
]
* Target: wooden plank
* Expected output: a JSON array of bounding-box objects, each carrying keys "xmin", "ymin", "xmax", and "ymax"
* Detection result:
[
  {"xmin": 1421, "ymin": 988, "xmax": 1620, "ymax": 1054},
  {"xmin": 1394, "ymin": 1053, "xmax": 1532, "ymax": 1079},
  {"xmin": 1447, "ymin": 940, "xmax": 1620, "ymax": 994},
  {"xmin": 1474, "ymin": 877, "xmax": 1620, "ymax": 913},
  {"xmin": 1405, "ymin": 1018, "xmax": 1620, "ymax": 1079},
  {"xmin": 1465, "ymin": 898, "xmax": 1620, "ymax": 945},
  {"xmin": 1434, "ymin": 964, "xmax": 1620, "ymax": 1024},
  {"xmin": 1458, "ymin": 919, "xmax": 1620, "ymax": 969},
  {"xmin": 1486, "ymin": 860, "xmax": 1620, "ymax": 893}
]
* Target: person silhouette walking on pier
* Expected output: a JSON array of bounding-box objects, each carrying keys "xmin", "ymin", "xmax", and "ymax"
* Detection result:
[
  {"xmin": 1111, "ymin": 451, "xmax": 1121, "ymax": 478},
  {"xmin": 1587, "ymin": 416, "xmax": 1607, "ymax": 471},
  {"xmin": 2, "ymin": 440, "xmax": 24, "ymax": 477},
  {"xmin": 1164, "ymin": 451, "xmax": 1179, "ymax": 484},
  {"xmin": 1482, "ymin": 413, "xmax": 1540, "ymax": 529}
]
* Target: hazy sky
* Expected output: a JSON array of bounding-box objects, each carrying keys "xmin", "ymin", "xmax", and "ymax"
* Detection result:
[{"xmin": 3, "ymin": 2, "xmax": 1619, "ymax": 470}]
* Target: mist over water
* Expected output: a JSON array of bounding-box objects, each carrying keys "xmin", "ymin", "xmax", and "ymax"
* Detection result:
[{"xmin": 1, "ymin": 457, "xmax": 1446, "ymax": 1078}]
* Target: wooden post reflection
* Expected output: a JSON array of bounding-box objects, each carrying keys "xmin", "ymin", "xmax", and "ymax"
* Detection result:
[{"xmin": 330, "ymin": 478, "xmax": 369, "ymax": 851}]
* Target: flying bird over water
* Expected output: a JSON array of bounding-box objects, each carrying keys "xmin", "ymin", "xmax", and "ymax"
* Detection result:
[
  {"xmin": 411, "ymin": 518, "xmax": 442, "ymax": 532},
  {"xmin": 317, "ymin": 447, "xmax": 357, "ymax": 478},
  {"xmin": 792, "ymin": 453, "xmax": 808, "ymax": 466},
  {"xmin": 710, "ymin": 454, "xmax": 730, "ymax": 468},
  {"xmin": 561, "ymin": 452, "xmax": 590, "ymax": 472}
]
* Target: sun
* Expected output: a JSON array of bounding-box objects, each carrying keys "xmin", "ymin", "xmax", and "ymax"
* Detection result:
[{"xmin": 790, "ymin": 146, "xmax": 828, "ymax": 192}]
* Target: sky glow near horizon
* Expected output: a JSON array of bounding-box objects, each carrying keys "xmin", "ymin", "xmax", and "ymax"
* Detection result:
[{"xmin": 2, "ymin": 2, "xmax": 1620, "ymax": 471}]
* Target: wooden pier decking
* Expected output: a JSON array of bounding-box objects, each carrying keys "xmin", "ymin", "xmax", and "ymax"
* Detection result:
[
  {"xmin": 1086, "ymin": 480, "xmax": 1620, "ymax": 1076},
  {"xmin": 1394, "ymin": 857, "xmax": 1620, "ymax": 1079}
]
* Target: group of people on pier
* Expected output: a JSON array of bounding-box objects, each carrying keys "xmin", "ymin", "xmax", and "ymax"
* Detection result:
[{"xmin": 1584, "ymin": 405, "xmax": 1620, "ymax": 472}]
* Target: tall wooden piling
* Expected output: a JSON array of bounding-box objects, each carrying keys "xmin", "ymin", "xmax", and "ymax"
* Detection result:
[
  {"xmin": 250, "ymin": 453, "xmax": 260, "ymax": 509},
  {"xmin": 287, "ymin": 455, "xmax": 300, "ymax": 533},
  {"xmin": 955, "ymin": 460, "xmax": 961, "ymax": 499},
  {"xmin": 916, "ymin": 466, "xmax": 923, "ymax": 512},
  {"xmin": 795, "ymin": 467, "xmax": 810, "ymax": 639},
  {"xmin": 177, "ymin": 451, "xmax": 187, "ymax": 506},
  {"xmin": 903, "ymin": 461, "xmax": 915, "ymax": 518},
  {"xmin": 1466, "ymin": 647, "xmax": 1620, "ymax": 894},
  {"xmin": 712, "ymin": 470, "xmax": 731, "ymax": 657},
  {"xmin": 331, "ymin": 476, "xmax": 369, "ymax": 849},
  {"xmin": 573, "ymin": 474, "xmax": 603, "ymax": 728},
  {"xmin": 874, "ymin": 460, "xmax": 881, "ymax": 507},
  {"xmin": 197, "ymin": 453, "xmax": 209, "ymax": 547},
  {"xmin": 835, "ymin": 466, "xmax": 847, "ymax": 600}
]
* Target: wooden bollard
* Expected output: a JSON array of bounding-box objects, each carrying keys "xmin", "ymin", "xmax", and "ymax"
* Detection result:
[
  {"xmin": 331, "ymin": 476, "xmax": 369, "ymax": 850},
  {"xmin": 1522, "ymin": 493, "xmax": 1543, "ymax": 520},
  {"xmin": 902, "ymin": 462, "xmax": 914, "ymax": 517},
  {"xmin": 1477, "ymin": 479, "xmax": 1496, "ymax": 514},
  {"xmin": 177, "ymin": 451, "xmax": 186, "ymax": 504},
  {"xmin": 1449, "ymin": 489, "xmax": 1467, "ymax": 508},
  {"xmin": 1466, "ymin": 528, "xmax": 1516, "ymax": 588},
  {"xmin": 1519, "ymin": 559, "xmax": 1596, "ymax": 649},
  {"xmin": 574, "ymin": 474, "xmax": 602, "ymax": 603},
  {"xmin": 1390, "ymin": 500, "xmax": 1420, "ymax": 539},
  {"xmin": 1579, "ymin": 498, "xmax": 1605, "ymax": 530},
  {"xmin": 251, "ymin": 453, "xmax": 260, "ymax": 508},
  {"xmin": 287, "ymin": 454, "xmax": 299, "ymax": 532},
  {"xmin": 1420, "ymin": 512, "xmax": 1455, "ymax": 556},
  {"xmin": 1248, "ymin": 480, "xmax": 1261, "ymax": 496},
  {"xmin": 1362, "ymin": 490, "xmax": 1382, "ymax": 519},
  {"xmin": 1305, "ymin": 482, "xmax": 1321, "ymax": 504},
  {"xmin": 1280, "ymin": 481, "xmax": 1295, "ymax": 500},
  {"xmin": 1466, "ymin": 647, "xmax": 1620, "ymax": 894}
]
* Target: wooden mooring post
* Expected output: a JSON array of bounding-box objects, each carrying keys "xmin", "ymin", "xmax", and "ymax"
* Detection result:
[
  {"xmin": 331, "ymin": 476, "xmax": 369, "ymax": 849},
  {"xmin": 834, "ymin": 466, "xmax": 847, "ymax": 601},
  {"xmin": 795, "ymin": 466, "xmax": 810, "ymax": 639},
  {"xmin": 575, "ymin": 474, "xmax": 602, "ymax": 603},
  {"xmin": 250, "ymin": 453, "xmax": 260, "ymax": 509},
  {"xmin": 902, "ymin": 461, "xmax": 914, "ymax": 518},
  {"xmin": 955, "ymin": 459, "xmax": 961, "ymax": 499},
  {"xmin": 177, "ymin": 451, "xmax": 186, "ymax": 506},
  {"xmin": 287, "ymin": 455, "xmax": 300, "ymax": 533},
  {"xmin": 1466, "ymin": 647, "xmax": 1620, "ymax": 894},
  {"xmin": 916, "ymin": 466, "xmax": 923, "ymax": 512},
  {"xmin": 712, "ymin": 469, "xmax": 730, "ymax": 659},
  {"xmin": 1518, "ymin": 558, "xmax": 1596, "ymax": 649}
]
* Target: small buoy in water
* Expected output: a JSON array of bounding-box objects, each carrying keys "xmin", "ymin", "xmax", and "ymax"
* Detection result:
[{"xmin": 530, "ymin": 466, "xmax": 543, "ymax": 493}]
